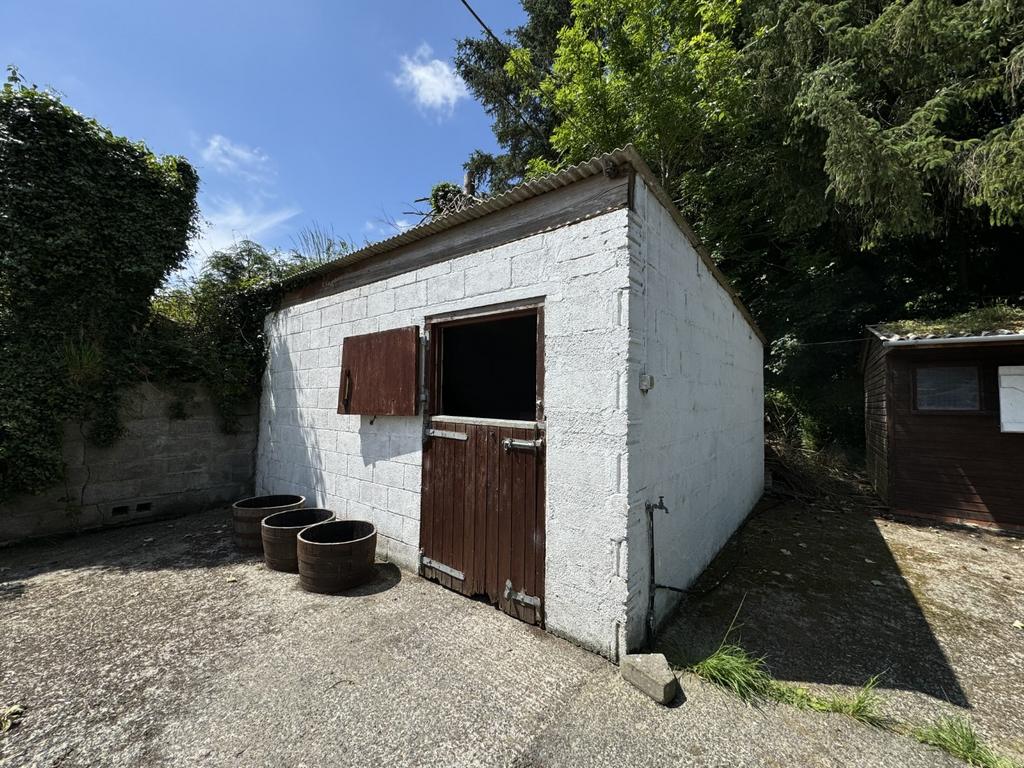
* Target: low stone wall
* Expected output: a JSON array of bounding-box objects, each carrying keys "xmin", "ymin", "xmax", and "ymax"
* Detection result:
[{"xmin": 0, "ymin": 383, "xmax": 257, "ymax": 544}]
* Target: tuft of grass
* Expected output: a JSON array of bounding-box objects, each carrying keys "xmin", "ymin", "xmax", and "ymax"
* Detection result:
[
  {"xmin": 686, "ymin": 643, "xmax": 887, "ymax": 727},
  {"xmin": 0, "ymin": 705, "xmax": 24, "ymax": 734},
  {"xmin": 685, "ymin": 601, "xmax": 889, "ymax": 728},
  {"xmin": 688, "ymin": 643, "xmax": 776, "ymax": 702},
  {"xmin": 780, "ymin": 675, "xmax": 889, "ymax": 728},
  {"xmin": 912, "ymin": 716, "xmax": 1020, "ymax": 768}
]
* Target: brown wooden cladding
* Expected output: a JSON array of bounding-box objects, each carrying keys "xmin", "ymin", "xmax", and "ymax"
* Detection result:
[
  {"xmin": 419, "ymin": 420, "xmax": 545, "ymax": 625},
  {"xmin": 877, "ymin": 344, "xmax": 1024, "ymax": 532},
  {"xmin": 338, "ymin": 326, "xmax": 419, "ymax": 416},
  {"xmin": 863, "ymin": 337, "xmax": 890, "ymax": 502}
]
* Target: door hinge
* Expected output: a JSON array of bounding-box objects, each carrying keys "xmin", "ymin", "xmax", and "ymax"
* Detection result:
[
  {"xmin": 503, "ymin": 579, "xmax": 541, "ymax": 609},
  {"xmin": 426, "ymin": 428, "xmax": 468, "ymax": 441},
  {"xmin": 420, "ymin": 552, "xmax": 465, "ymax": 581}
]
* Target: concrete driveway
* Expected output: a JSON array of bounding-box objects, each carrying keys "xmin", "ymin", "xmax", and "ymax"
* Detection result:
[{"xmin": 1, "ymin": 509, "xmax": 966, "ymax": 767}]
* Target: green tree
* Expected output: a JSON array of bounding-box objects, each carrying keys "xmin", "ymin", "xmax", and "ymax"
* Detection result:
[
  {"xmin": 721, "ymin": 0, "xmax": 1024, "ymax": 442},
  {"xmin": 517, "ymin": 0, "xmax": 750, "ymax": 188},
  {"xmin": 151, "ymin": 241, "xmax": 315, "ymax": 430},
  {"xmin": 496, "ymin": 0, "xmax": 1024, "ymax": 445},
  {"xmin": 455, "ymin": 0, "xmax": 572, "ymax": 192}
]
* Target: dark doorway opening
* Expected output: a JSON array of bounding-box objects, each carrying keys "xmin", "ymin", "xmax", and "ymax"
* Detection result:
[{"xmin": 436, "ymin": 312, "xmax": 538, "ymax": 421}]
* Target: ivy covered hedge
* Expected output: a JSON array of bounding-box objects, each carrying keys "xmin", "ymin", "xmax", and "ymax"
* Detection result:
[{"xmin": 0, "ymin": 70, "xmax": 199, "ymax": 499}]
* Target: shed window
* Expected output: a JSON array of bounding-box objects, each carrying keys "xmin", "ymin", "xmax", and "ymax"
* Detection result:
[
  {"xmin": 915, "ymin": 366, "xmax": 980, "ymax": 411},
  {"xmin": 434, "ymin": 312, "xmax": 538, "ymax": 421}
]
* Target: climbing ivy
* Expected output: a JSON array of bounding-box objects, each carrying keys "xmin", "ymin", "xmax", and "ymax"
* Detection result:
[{"xmin": 0, "ymin": 69, "xmax": 199, "ymax": 498}]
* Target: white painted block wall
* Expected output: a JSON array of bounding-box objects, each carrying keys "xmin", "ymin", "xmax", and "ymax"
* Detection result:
[
  {"xmin": 624, "ymin": 177, "xmax": 765, "ymax": 647},
  {"xmin": 256, "ymin": 208, "xmax": 634, "ymax": 657}
]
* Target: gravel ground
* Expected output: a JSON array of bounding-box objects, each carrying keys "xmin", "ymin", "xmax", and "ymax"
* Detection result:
[
  {"xmin": 659, "ymin": 500, "xmax": 1024, "ymax": 761},
  {"xmin": 0, "ymin": 508, "xmax": 989, "ymax": 767}
]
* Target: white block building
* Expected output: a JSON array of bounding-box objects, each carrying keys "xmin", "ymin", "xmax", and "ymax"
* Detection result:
[{"xmin": 256, "ymin": 146, "xmax": 764, "ymax": 659}]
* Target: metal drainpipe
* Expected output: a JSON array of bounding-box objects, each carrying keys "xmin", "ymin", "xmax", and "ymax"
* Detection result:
[{"xmin": 645, "ymin": 496, "xmax": 668, "ymax": 647}]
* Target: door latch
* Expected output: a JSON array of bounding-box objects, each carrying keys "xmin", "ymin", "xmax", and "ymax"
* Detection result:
[{"xmin": 501, "ymin": 437, "xmax": 544, "ymax": 454}]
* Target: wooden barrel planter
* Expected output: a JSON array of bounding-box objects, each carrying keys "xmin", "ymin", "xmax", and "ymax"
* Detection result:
[
  {"xmin": 297, "ymin": 520, "xmax": 377, "ymax": 594},
  {"xmin": 261, "ymin": 508, "xmax": 334, "ymax": 573},
  {"xmin": 231, "ymin": 494, "xmax": 305, "ymax": 553}
]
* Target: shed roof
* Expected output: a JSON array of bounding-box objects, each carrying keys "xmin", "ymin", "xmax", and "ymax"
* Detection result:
[
  {"xmin": 867, "ymin": 305, "xmax": 1024, "ymax": 347},
  {"xmin": 280, "ymin": 145, "xmax": 765, "ymax": 344}
]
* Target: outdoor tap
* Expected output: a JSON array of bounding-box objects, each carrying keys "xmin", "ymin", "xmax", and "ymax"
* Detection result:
[{"xmin": 645, "ymin": 496, "xmax": 668, "ymax": 515}]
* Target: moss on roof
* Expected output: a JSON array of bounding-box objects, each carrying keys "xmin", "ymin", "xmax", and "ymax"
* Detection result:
[{"xmin": 875, "ymin": 304, "xmax": 1024, "ymax": 338}]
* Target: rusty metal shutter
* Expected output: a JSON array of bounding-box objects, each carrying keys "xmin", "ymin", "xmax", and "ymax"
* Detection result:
[{"xmin": 338, "ymin": 326, "xmax": 419, "ymax": 416}]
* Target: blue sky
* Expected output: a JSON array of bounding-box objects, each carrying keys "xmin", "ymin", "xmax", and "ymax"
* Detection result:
[{"xmin": 1, "ymin": 1, "xmax": 527, "ymax": 273}]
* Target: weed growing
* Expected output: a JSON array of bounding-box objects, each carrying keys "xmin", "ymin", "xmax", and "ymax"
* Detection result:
[
  {"xmin": 0, "ymin": 705, "xmax": 23, "ymax": 734},
  {"xmin": 912, "ymin": 716, "xmax": 1020, "ymax": 768},
  {"xmin": 685, "ymin": 627, "xmax": 1022, "ymax": 766}
]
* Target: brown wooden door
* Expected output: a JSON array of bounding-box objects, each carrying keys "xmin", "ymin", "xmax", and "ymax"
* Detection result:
[{"xmin": 419, "ymin": 419, "xmax": 545, "ymax": 625}]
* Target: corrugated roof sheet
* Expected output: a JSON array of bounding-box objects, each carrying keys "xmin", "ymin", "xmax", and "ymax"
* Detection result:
[
  {"xmin": 867, "ymin": 306, "xmax": 1024, "ymax": 343},
  {"xmin": 280, "ymin": 144, "xmax": 766, "ymax": 344},
  {"xmin": 281, "ymin": 146, "xmax": 640, "ymax": 289},
  {"xmin": 868, "ymin": 325, "xmax": 1024, "ymax": 343}
]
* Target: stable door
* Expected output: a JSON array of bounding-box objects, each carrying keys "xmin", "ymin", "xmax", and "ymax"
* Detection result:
[{"xmin": 419, "ymin": 304, "xmax": 545, "ymax": 625}]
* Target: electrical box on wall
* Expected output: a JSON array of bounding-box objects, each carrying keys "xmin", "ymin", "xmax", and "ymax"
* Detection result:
[{"xmin": 639, "ymin": 373, "xmax": 655, "ymax": 393}]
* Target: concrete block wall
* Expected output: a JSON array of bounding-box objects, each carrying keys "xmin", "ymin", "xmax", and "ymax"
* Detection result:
[
  {"xmin": 0, "ymin": 383, "xmax": 257, "ymax": 544},
  {"xmin": 256, "ymin": 208, "xmax": 634, "ymax": 658},
  {"xmin": 624, "ymin": 177, "xmax": 765, "ymax": 648}
]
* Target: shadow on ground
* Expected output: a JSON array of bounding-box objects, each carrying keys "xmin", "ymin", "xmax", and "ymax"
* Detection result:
[
  {"xmin": 1, "ymin": 512, "xmax": 404, "ymax": 605},
  {"xmin": 0, "ymin": 509, "xmax": 253, "ymax": 586},
  {"xmin": 337, "ymin": 562, "xmax": 402, "ymax": 596},
  {"xmin": 657, "ymin": 499, "xmax": 968, "ymax": 707}
]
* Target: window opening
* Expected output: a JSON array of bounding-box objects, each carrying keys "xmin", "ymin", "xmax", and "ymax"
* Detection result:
[{"xmin": 437, "ymin": 312, "xmax": 538, "ymax": 421}]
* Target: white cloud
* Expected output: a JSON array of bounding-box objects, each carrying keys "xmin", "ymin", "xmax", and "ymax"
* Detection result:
[
  {"xmin": 393, "ymin": 44, "xmax": 467, "ymax": 117},
  {"xmin": 196, "ymin": 198, "xmax": 300, "ymax": 256},
  {"xmin": 364, "ymin": 217, "xmax": 415, "ymax": 238},
  {"xmin": 200, "ymin": 134, "xmax": 272, "ymax": 182}
]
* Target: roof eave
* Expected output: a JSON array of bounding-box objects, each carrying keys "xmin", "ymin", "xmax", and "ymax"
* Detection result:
[
  {"xmin": 279, "ymin": 146, "xmax": 644, "ymax": 291},
  {"xmin": 879, "ymin": 333, "xmax": 1024, "ymax": 348},
  {"xmin": 277, "ymin": 144, "xmax": 767, "ymax": 345}
]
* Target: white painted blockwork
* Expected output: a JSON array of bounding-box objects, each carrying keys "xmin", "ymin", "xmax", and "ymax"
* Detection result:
[
  {"xmin": 624, "ymin": 176, "xmax": 765, "ymax": 650},
  {"xmin": 257, "ymin": 172, "xmax": 764, "ymax": 659},
  {"xmin": 257, "ymin": 208, "xmax": 634, "ymax": 658}
]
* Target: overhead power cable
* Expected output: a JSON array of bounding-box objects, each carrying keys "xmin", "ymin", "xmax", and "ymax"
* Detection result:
[
  {"xmin": 457, "ymin": 0, "xmax": 601, "ymax": 156},
  {"xmin": 456, "ymin": 0, "xmax": 550, "ymax": 147}
]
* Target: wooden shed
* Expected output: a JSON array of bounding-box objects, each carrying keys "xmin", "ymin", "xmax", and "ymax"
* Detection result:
[
  {"xmin": 864, "ymin": 318, "xmax": 1024, "ymax": 533},
  {"xmin": 256, "ymin": 146, "xmax": 765, "ymax": 659}
]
